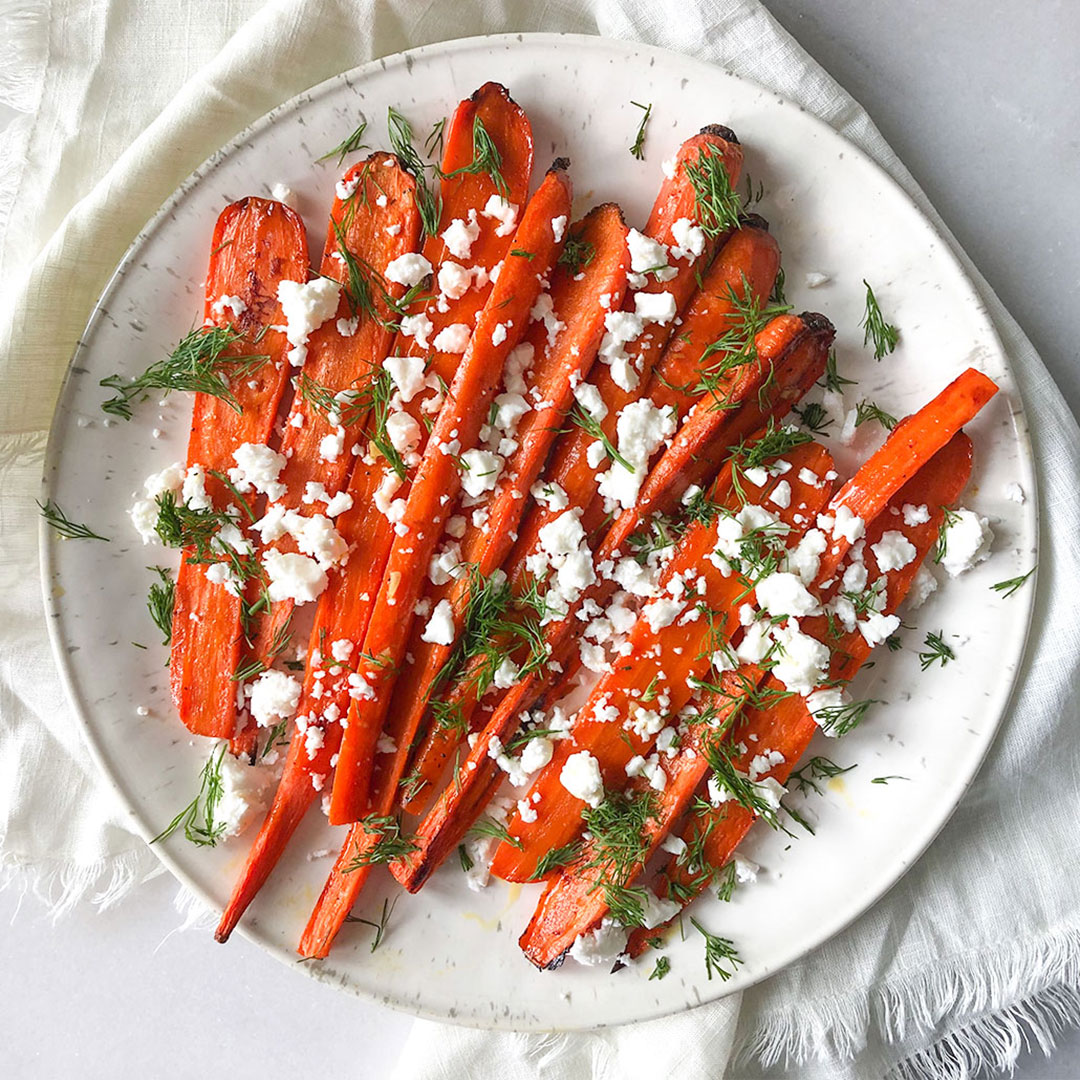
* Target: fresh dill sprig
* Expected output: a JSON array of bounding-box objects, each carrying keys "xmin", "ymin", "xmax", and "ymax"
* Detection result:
[
  {"xmin": 626, "ymin": 514, "xmax": 680, "ymax": 566},
  {"xmin": 259, "ymin": 717, "xmax": 291, "ymax": 761},
  {"xmin": 146, "ymin": 567, "xmax": 175, "ymax": 645},
  {"xmin": 509, "ymin": 248, "xmax": 535, "ymax": 260},
  {"xmin": 457, "ymin": 844, "xmax": 474, "ymax": 873},
  {"xmin": 152, "ymin": 742, "xmax": 228, "ymax": 847},
  {"xmin": 298, "ymin": 372, "xmax": 368, "ymax": 428},
  {"xmin": 424, "ymin": 117, "xmax": 447, "ymax": 159},
  {"xmin": 649, "ymin": 955, "xmax": 670, "ymax": 980},
  {"xmin": 932, "ymin": 506, "xmax": 962, "ymax": 565},
  {"xmin": 860, "ymin": 280, "xmax": 899, "ymax": 360},
  {"xmin": 468, "ymin": 816, "xmax": 521, "ymax": 850},
  {"xmin": 362, "ymin": 365, "xmax": 409, "ymax": 480},
  {"xmin": 821, "ymin": 350, "xmax": 857, "ymax": 393},
  {"xmin": 569, "ymin": 403, "xmax": 632, "ymax": 471},
  {"xmin": 918, "ymin": 630, "xmax": 955, "ymax": 671},
  {"xmin": 343, "ymin": 815, "xmax": 418, "ymax": 871},
  {"xmin": 703, "ymin": 738, "xmax": 785, "ymax": 831},
  {"xmin": 854, "ymin": 399, "xmax": 898, "ymax": 430},
  {"xmin": 558, "ymin": 233, "xmax": 596, "ymax": 275},
  {"xmin": 690, "ymin": 918, "xmax": 743, "ymax": 982},
  {"xmin": 629, "ymin": 101, "xmax": 652, "ymax": 160},
  {"xmin": 814, "ymin": 698, "xmax": 881, "ymax": 737},
  {"xmin": 715, "ymin": 860, "xmax": 738, "ymax": 903},
  {"xmin": 885, "ymin": 632, "xmax": 904, "ymax": 651},
  {"xmin": 580, "ymin": 789, "xmax": 658, "ymax": 927},
  {"xmin": 793, "ymin": 401, "xmax": 832, "ymax": 435},
  {"xmin": 440, "ymin": 114, "xmax": 508, "ymax": 195},
  {"xmin": 683, "ymin": 150, "xmax": 741, "ymax": 238},
  {"xmin": 38, "ymin": 500, "xmax": 109, "ymax": 542},
  {"xmin": 153, "ymin": 491, "xmax": 235, "ymax": 561},
  {"xmin": 231, "ymin": 617, "xmax": 293, "ymax": 682},
  {"xmin": 527, "ymin": 841, "xmax": 584, "ymax": 881},
  {"xmin": 387, "ymin": 105, "xmax": 443, "ymax": 237},
  {"xmin": 345, "ymin": 896, "xmax": 397, "ymax": 953},
  {"xmin": 100, "ymin": 325, "xmax": 268, "ymax": 419},
  {"xmin": 991, "ymin": 567, "xmax": 1036, "ymax": 598},
  {"xmin": 318, "ymin": 120, "xmax": 369, "ymax": 165},
  {"xmin": 787, "ymin": 755, "xmax": 855, "ymax": 796}
]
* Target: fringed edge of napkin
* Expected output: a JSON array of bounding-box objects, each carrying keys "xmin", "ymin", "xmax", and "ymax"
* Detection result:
[
  {"xmin": 1, "ymin": 846, "xmax": 163, "ymax": 920},
  {"xmin": 735, "ymin": 920, "xmax": 1080, "ymax": 1077}
]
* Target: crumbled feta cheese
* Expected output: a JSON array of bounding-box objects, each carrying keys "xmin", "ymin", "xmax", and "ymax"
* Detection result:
[
  {"xmin": 324, "ymin": 491, "xmax": 353, "ymax": 517},
  {"xmin": 182, "ymin": 464, "xmax": 212, "ymax": 511},
  {"xmin": 755, "ymin": 572, "xmax": 820, "ymax": 619},
  {"xmin": 669, "ymin": 217, "xmax": 706, "ymax": 261},
  {"xmin": 270, "ymin": 183, "xmax": 297, "ymax": 208},
  {"xmin": 386, "ymin": 411, "xmax": 421, "ymax": 455},
  {"xmin": 229, "ymin": 442, "xmax": 288, "ymax": 501},
  {"xmin": 770, "ymin": 621, "xmax": 830, "ymax": 694},
  {"xmin": 905, "ymin": 564, "xmax": 938, "ymax": 610},
  {"xmin": 858, "ymin": 611, "xmax": 901, "ymax": 647},
  {"xmin": 805, "ymin": 271, "xmax": 831, "ymax": 288},
  {"xmin": 596, "ymin": 399, "xmax": 677, "ymax": 509},
  {"xmin": 441, "ymin": 210, "xmax": 480, "ymax": 259},
  {"xmin": 1005, "ymin": 482, "xmax": 1025, "ymax": 504},
  {"xmin": 938, "ymin": 509, "xmax": 993, "ymax": 577},
  {"xmin": 573, "ymin": 382, "xmax": 607, "ymax": 422},
  {"xmin": 768, "ymin": 480, "xmax": 792, "ymax": 509},
  {"xmin": 872, "ymin": 530, "xmax": 917, "ymax": 572},
  {"xmin": 248, "ymin": 670, "xmax": 301, "ymax": 728},
  {"xmin": 432, "ymin": 323, "xmax": 471, "ymax": 354},
  {"xmin": 262, "ymin": 550, "xmax": 328, "ymax": 604},
  {"xmin": 383, "ymin": 354, "xmax": 427, "ymax": 403},
  {"xmin": 211, "ymin": 294, "xmax": 247, "ymax": 320},
  {"xmin": 634, "ymin": 291, "xmax": 677, "ymax": 325},
  {"xmin": 277, "ymin": 277, "xmax": 341, "ymax": 366},
  {"xmin": 318, "ymin": 426, "xmax": 346, "ymax": 462},
  {"xmin": 902, "ymin": 503, "xmax": 931, "ymax": 527},
  {"xmin": 460, "ymin": 448, "xmax": 502, "ymax": 497},
  {"xmin": 559, "ymin": 750, "xmax": 604, "ymax": 808},
  {"xmin": 421, "ymin": 599, "xmax": 455, "ymax": 646},
  {"xmin": 384, "ymin": 252, "xmax": 433, "ymax": 288},
  {"xmin": 481, "ymin": 195, "xmax": 519, "ymax": 237},
  {"xmin": 569, "ymin": 917, "xmax": 627, "ymax": 966},
  {"xmin": 437, "ymin": 260, "xmax": 472, "ymax": 300},
  {"xmin": 399, "ymin": 312, "xmax": 434, "ymax": 349},
  {"xmin": 530, "ymin": 292, "xmax": 565, "ymax": 348},
  {"xmin": 551, "ymin": 215, "xmax": 568, "ymax": 243}
]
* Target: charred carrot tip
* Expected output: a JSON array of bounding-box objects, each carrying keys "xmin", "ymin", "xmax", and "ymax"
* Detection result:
[
  {"xmin": 739, "ymin": 212, "xmax": 770, "ymax": 232},
  {"xmin": 798, "ymin": 311, "xmax": 835, "ymax": 335},
  {"xmin": 698, "ymin": 123, "xmax": 739, "ymax": 144}
]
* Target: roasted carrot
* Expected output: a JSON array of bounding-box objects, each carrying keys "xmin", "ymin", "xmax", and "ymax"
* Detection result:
[
  {"xmin": 401, "ymin": 212, "xmax": 778, "ymax": 815},
  {"xmin": 170, "ymin": 198, "xmax": 308, "ymax": 738},
  {"xmin": 371, "ymin": 204, "xmax": 631, "ymax": 817},
  {"xmin": 488, "ymin": 441, "xmax": 836, "ymax": 884},
  {"xmin": 327, "ymin": 162, "xmax": 574, "ymax": 825},
  {"xmin": 615, "ymin": 430, "xmax": 976, "ymax": 962},
  {"xmin": 215, "ymin": 86, "xmax": 533, "ymax": 942}
]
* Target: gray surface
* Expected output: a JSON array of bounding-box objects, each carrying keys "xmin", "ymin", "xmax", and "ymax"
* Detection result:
[{"xmin": 3, "ymin": 2, "xmax": 1080, "ymax": 1077}]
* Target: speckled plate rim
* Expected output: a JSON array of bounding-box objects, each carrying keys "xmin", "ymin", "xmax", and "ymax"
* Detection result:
[{"xmin": 40, "ymin": 31, "xmax": 1040, "ymax": 1030}]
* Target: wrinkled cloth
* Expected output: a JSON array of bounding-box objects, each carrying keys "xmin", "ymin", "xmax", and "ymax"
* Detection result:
[{"xmin": 1, "ymin": 2, "xmax": 1078, "ymax": 1078}]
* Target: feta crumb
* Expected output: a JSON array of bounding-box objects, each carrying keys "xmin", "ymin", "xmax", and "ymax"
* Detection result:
[
  {"xmin": 432, "ymin": 323, "xmax": 471, "ymax": 354},
  {"xmin": 560, "ymin": 750, "xmax": 604, "ymax": 808},
  {"xmin": 421, "ymin": 599, "xmax": 455, "ymax": 645},
  {"xmin": 938, "ymin": 509, "xmax": 994, "ymax": 577},
  {"xmin": 262, "ymin": 550, "xmax": 328, "ymax": 604},
  {"xmin": 481, "ymin": 195, "xmax": 519, "ymax": 237},
  {"xmin": 248, "ymin": 670, "xmax": 301, "ymax": 728},
  {"xmin": 384, "ymin": 252, "xmax": 433, "ymax": 288},
  {"xmin": 277, "ymin": 277, "xmax": 341, "ymax": 366}
]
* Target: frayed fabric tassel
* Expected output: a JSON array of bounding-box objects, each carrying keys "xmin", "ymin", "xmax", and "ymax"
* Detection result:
[
  {"xmin": 892, "ymin": 983, "xmax": 1080, "ymax": 1080},
  {"xmin": 735, "ymin": 922, "xmax": 1080, "ymax": 1076},
  {"xmin": 1, "ymin": 848, "xmax": 163, "ymax": 921}
]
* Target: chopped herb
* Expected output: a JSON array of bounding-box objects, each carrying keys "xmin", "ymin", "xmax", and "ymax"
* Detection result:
[
  {"xmin": 100, "ymin": 325, "xmax": 268, "ymax": 419},
  {"xmin": 424, "ymin": 117, "xmax": 447, "ymax": 159},
  {"xmin": 788, "ymin": 755, "xmax": 856, "ymax": 796},
  {"xmin": 151, "ymin": 741, "xmax": 228, "ymax": 847},
  {"xmin": 343, "ymin": 815, "xmax": 418, "ymax": 871},
  {"xmin": 457, "ymin": 845, "xmax": 474, "ymax": 873},
  {"xmin": 794, "ymin": 401, "xmax": 832, "ymax": 435},
  {"xmin": 527, "ymin": 841, "xmax": 584, "ymax": 881},
  {"xmin": 569, "ymin": 403, "xmax": 632, "ymax": 470},
  {"xmin": 318, "ymin": 120, "xmax": 369, "ymax": 165},
  {"xmin": 509, "ymin": 248, "xmax": 536, "ymax": 260},
  {"xmin": 918, "ymin": 629, "xmax": 955, "ymax": 671},
  {"xmin": 991, "ymin": 567, "xmax": 1036, "ymax": 598},
  {"xmin": 885, "ymin": 633, "xmax": 903, "ymax": 652},
  {"xmin": 387, "ymin": 106, "xmax": 442, "ymax": 237},
  {"xmin": 345, "ymin": 896, "xmax": 397, "ymax": 953},
  {"xmin": 860, "ymin": 280, "xmax": 899, "ymax": 360},
  {"xmin": 813, "ymin": 697, "xmax": 881, "ymax": 737},
  {"xmin": 38, "ymin": 499, "xmax": 109, "ymax": 542},
  {"xmin": 146, "ymin": 567, "xmax": 175, "ymax": 645},
  {"xmin": 690, "ymin": 918, "xmax": 742, "ymax": 982},
  {"xmin": 440, "ymin": 114, "xmax": 508, "ymax": 195},
  {"xmin": 683, "ymin": 150, "xmax": 741, "ymax": 238},
  {"xmin": 821, "ymin": 350, "xmax": 857, "ymax": 393},
  {"xmin": 871, "ymin": 775, "xmax": 910, "ymax": 785},
  {"xmin": 259, "ymin": 718, "xmax": 290, "ymax": 761},
  {"xmin": 468, "ymin": 816, "xmax": 521, "ymax": 849},
  {"xmin": 715, "ymin": 860, "xmax": 738, "ymax": 902},
  {"xmin": 703, "ymin": 738, "xmax": 786, "ymax": 831},
  {"xmin": 932, "ymin": 506, "xmax": 962, "ymax": 564},
  {"xmin": 649, "ymin": 955, "xmax": 670, "ymax": 980},
  {"xmin": 558, "ymin": 233, "xmax": 596, "ymax": 275},
  {"xmin": 855, "ymin": 399, "xmax": 898, "ymax": 430},
  {"xmin": 629, "ymin": 100, "xmax": 652, "ymax": 160}
]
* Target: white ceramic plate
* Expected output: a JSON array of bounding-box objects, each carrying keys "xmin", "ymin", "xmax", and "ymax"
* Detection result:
[{"xmin": 41, "ymin": 33, "xmax": 1038, "ymax": 1030}]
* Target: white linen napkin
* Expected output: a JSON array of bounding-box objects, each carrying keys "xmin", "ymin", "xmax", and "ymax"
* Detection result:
[{"xmin": 2, "ymin": 2, "xmax": 1078, "ymax": 1077}]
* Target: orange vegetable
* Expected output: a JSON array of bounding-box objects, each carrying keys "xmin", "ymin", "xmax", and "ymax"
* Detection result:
[
  {"xmin": 328, "ymin": 162, "xmax": 574, "ymax": 824},
  {"xmin": 170, "ymin": 198, "xmax": 308, "ymax": 738}
]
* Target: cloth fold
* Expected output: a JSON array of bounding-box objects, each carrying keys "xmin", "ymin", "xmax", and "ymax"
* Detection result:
[{"xmin": 2, "ymin": 2, "xmax": 1078, "ymax": 1078}]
